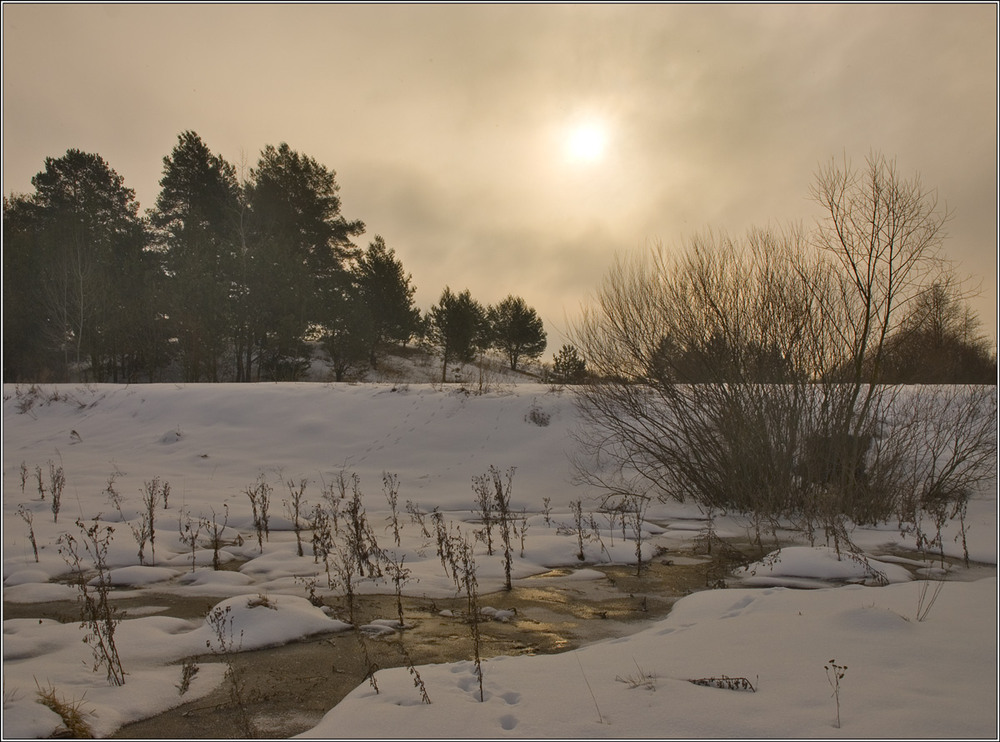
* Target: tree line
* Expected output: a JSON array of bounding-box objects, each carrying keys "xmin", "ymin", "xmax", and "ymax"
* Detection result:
[{"xmin": 3, "ymin": 132, "xmax": 548, "ymax": 383}]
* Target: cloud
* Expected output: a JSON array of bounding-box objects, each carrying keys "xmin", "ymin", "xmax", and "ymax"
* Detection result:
[{"xmin": 4, "ymin": 3, "xmax": 996, "ymax": 345}]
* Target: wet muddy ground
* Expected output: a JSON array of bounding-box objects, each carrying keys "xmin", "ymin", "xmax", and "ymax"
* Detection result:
[
  {"xmin": 5, "ymin": 551, "xmax": 718, "ymax": 739},
  {"xmin": 6, "ymin": 546, "xmax": 988, "ymax": 739},
  {"xmin": 113, "ymin": 557, "xmax": 713, "ymax": 739}
]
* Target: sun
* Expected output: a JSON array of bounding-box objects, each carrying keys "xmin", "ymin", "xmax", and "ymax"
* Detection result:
[{"xmin": 565, "ymin": 120, "xmax": 608, "ymax": 163}]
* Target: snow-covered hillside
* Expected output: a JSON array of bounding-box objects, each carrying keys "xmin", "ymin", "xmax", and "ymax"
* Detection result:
[{"xmin": 2, "ymin": 381, "xmax": 996, "ymax": 738}]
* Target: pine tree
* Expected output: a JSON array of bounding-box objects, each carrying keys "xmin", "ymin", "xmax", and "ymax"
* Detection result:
[
  {"xmin": 23, "ymin": 149, "xmax": 151, "ymax": 382},
  {"xmin": 353, "ymin": 235, "xmax": 421, "ymax": 367},
  {"xmin": 488, "ymin": 295, "xmax": 547, "ymax": 371},
  {"xmin": 429, "ymin": 287, "xmax": 488, "ymax": 382},
  {"xmin": 245, "ymin": 143, "xmax": 365, "ymax": 380},
  {"xmin": 552, "ymin": 344, "xmax": 587, "ymax": 384},
  {"xmin": 151, "ymin": 131, "xmax": 241, "ymax": 382}
]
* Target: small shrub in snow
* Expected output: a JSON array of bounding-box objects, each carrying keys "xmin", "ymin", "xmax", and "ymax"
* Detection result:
[
  {"xmin": 472, "ymin": 475, "xmax": 495, "ymax": 555},
  {"xmin": 140, "ymin": 477, "xmax": 169, "ymax": 564},
  {"xmin": 915, "ymin": 575, "xmax": 946, "ymax": 622},
  {"xmin": 616, "ymin": 659, "xmax": 657, "ymax": 691},
  {"xmin": 383, "ymin": 550, "xmax": 412, "ymax": 629},
  {"xmin": 283, "ymin": 477, "xmax": 308, "ymax": 557},
  {"xmin": 456, "ymin": 532, "xmax": 484, "ymax": 702},
  {"xmin": 382, "ymin": 472, "xmax": 402, "ymax": 548},
  {"xmin": 34, "ymin": 465, "xmax": 46, "ymax": 502},
  {"xmin": 246, "ymin": 593, "xmax": 277, "ymax": 610},
  {"xmin": 526, "ymin": 403, "xmax": 550, "ymax": 427},
  {"xmin": 472, "ymin": 465, "xmax": 517, "ymax": 590},
  {"xmin": 245, "ymin": 474, "xmax": 272, "ymax": 553},
  {"xmin": 58, "ymin": 519, "xmax": 126, "ymax": 686},
  {"xmin": 177, "ymin": 510, "xmax": 202, "ymax": 573},
  {"xmin": 176, "ymin": 658, "xmax": 199, "ymax": 696},
  {"xmin": 397, "ymin": 641, "xmax": 431, "ymax": 705},
  {"xmin": 200, "ymin": 505, "xmax": 230, "ymax": 571},
  {"xmin": 331, "ymin": 470, "xmax": 382, "ymax": 578},
  {"xmin": 405, "ymin": 499, "xmax": 430, "ymax": 538},
  {"xmin": 570, "ymin": 499, "xmax": 585, "ymax": 561},
  {"xmin": 690, "ymin": 675, "xmax": 757, "ymax": 692},
  {"xmin": 825, "ymin": 659, "xmax": 847, "ymax": 728},
  {"xmin": 15, "ymin": 504, "xmax": 39, "ymax": 563},
  {"xmin": 205, "ymin": 605, "xmax": 256, "ymax": 737},
  {"xmin": 310, "ymin": 503, "xmax": 334, "ymax": 569},
  {"xmin": 34, "ymin": 681, "xmax": 94, "ymax": 738}
]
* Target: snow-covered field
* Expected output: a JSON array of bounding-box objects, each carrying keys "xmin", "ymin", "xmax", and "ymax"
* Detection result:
[{"xmin": 2, "ymin": 381, "xmax": 997, "ymax": 738}]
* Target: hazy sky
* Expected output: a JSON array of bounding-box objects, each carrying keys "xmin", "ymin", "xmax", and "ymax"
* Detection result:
[{"xmin": 4, "ymin": 3, "xmax": 997, "ymax": 348}]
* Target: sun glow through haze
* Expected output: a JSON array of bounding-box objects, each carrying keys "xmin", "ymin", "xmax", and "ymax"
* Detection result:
[{"xmin": 565, "ymin": 120, "xmax": 608, "ymax": 163}]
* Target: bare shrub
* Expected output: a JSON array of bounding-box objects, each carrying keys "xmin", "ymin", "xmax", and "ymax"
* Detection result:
[
  {"xmin": 58, "ymin": 519, "xmax": 126, "ymax": 686},
  {"xmin": 690, "ymin": 675, "xmax": 757, "ymax": 692},
  {"xmin": 824, "ymin": 659, "xmax": 847, "ymax": 728},
  {"xmin": 284, "ymin": 478, "xmax": 308, "ymax": 558},
  {"xmin": 455, "ymin": 531, "xmax": 484, "ymax": 702},
  {"xmin": 178, "ymin": 510, "xmax": 203, "ymax": 573},
  {"xmin": 570, "ymin": 499, "xmax": 585, "ymax": 561},
  {"xmin": 205, "ymin": 605, "xmax": 257, "ymax": 737},
  {"xmin": 140, "ymin": 477, "xmax": 169, "ymax": 565},
  {"xmin": 382, "ymin": 472, "xmax": 402, "ymax": 548},
  {"xmin": 34, "ymin": 465, "xmax": 46, "ymax": 500},
  {"xmin": 571, "ymin": 156, "xmax": 996, "ymax": 552},
  {"xmin": 176, "ymin": 657, "xmax": 200, "ymax": 696},
  {"xmin": 339, "ymin": 471, "xmax": 381, "ymax": 578},
  {"xmin": 526, "ymin": 403, "xmax": 550, "ymax": 427},
  {"xmin": 245, "ymin": 474, "xmax": 272, "ymax": 553},
  {"xmin": 405, "ymin": 499, "xmax": 430, "ymax": 538},
  {"xmin": 201, "ymin": 505, "xmax": 231, "ymax": 571},
  {"xmin": 16, "ymin": 504, "xmax": 39, "ymax": 562},
  {"xmin": 473, "ymin": 465, "xmax": 517, "ymax": 590},
  {"xmin": 310, "ymin": 503, "xmax": 334, "ymax": 568},
  {"xmin": 48, "ymin": 461, "xmax": 65, "ymax": 522},
  {"xmin": 616, "ymin": 659, "xmax": 657, "ymax": 691}
]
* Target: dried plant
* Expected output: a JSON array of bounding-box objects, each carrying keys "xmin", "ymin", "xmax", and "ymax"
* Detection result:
[
  {"xmin": 284, "ymin": 478, "xmax": 308, "ymax": 558},
  {"xmin": 34, "ymin": 681, "xmax": 94, "ymax": 738},
  {"xmin": 473, "ymin": 465, "xmax": 518, "ymax": 590},
  {"xmin": 200, "ymin": 505, "xmax": 230, "ymax": 571},
  {"xmin": 48, "ymin": 461, "xmax": 65, "ymax": 523},
  {"xmin": 177, "ymin": 510, "xmax": 203, "ymax": 573},
  {"xmin": 340, "ymin": 471, "xmax": 381, "ymax": 578},
  {"xmin": 456, "ymin": 532, "xmax": 484, "ymax": 702},
  {"xmin": 16, "ymin": 504, "xmax": 39, "ymax": 562},
  {"xmin": 34, "ymin": 465, "xmax": 46, "ymax": 500},
  {"xmin": 58, "ymin": 519, "xmax": 126, "ymax": 686},
  {"xmin": 690, "ymin": 675, "xmax": 757, "ymax": 692},
  {"xmin": 405, "ymin": 499, "xmax": 430, "ymax": 538},
  {"xmin": 396, "ymin": 639, "xmax": 431, "ymax": 704},
  {"xmin": 245, "ymin": 474, "xmax": 272, "ymax": 553},
  {"xmin": 825, "ymin": 659, "xmax": 847, "ymax": 728},
  {"xmin": 616, "ymin": 658, "xmax": 657, "ymax": 691},
  {"xmin": 176, "ymin": 657, "xmax": 200, "ymax": 696},
  {"xmin": 383, "ymin": 472, "xmax": 402, "ymax": 547},
  {"xmin": 571, "ymin": 499, "xmax": 585, "ymax": 561},
  {"xmin": 139, "ymin": 477, "xmax": 169, "ymax": 565},
  {"xmin": 206, "ymin": 605, "xmax": 257, "ymax": 737}
]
